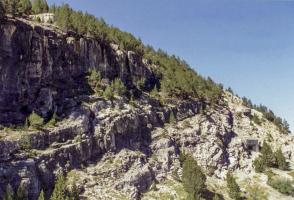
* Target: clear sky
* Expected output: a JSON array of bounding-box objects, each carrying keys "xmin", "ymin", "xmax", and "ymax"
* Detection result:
[{"xmin": 47, "ymin": 0, "xmax": 294, "ymax": 132}]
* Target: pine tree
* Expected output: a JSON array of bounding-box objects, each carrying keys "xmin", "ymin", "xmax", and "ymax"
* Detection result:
[
  {"xmin": 3, "ymin": 184, "xmax": 14, "ymax": 200},
  {"xmin": 226, "ymin": 172, "xmax": 241, "ymax": 200},
  {"xmin": 3, "ymin": 0, "xmax": 19, "ymax": 17},
  {"xmin": 54, "ymin": 3, "xmax": 72, "ymax": 31},
  {"xmin": 260, "ymin": 141, "xmax": 275, "ymax": 167},
  {"xmin": 28, "ymin": 111, "xmax": 44, "ymax": 129},
  {"xmin": 275, "ymin": 148, "xmax": 288, "ymax": 170},
  {"xmin": 182, "ymin": 155, "xmax": 206, "ymax": 200},
  {"xmin": 18, "ymin": 0, "xmax": 32, "ymax": 15},
  {"xmin": 32, "ymin": 0, "xmax": 48, "ymax": 14},
  {"xmin": 103, "ymin": 85, "xmax": 114, "ymax": 100},
  {"xmin": 38, "ymin": 190, "xmax": 45, "ymax": 200},
  {"xmin": 32, "ymin": 0, "xmax": 41, "ymax": 14},
  {"xmin": 113, "ymin": 78, "xmax": 127, "ymax": 96},
  {"xmin": 253, "ymin": 157, "xmax": 265, "ymax": 173},
  {"xmin": 40, "ymin": 0, "xmax": 48, "ymax": 12},
  {"xmin": 50, "ymin": 173, "xmax": 66, "ymax": 200}
]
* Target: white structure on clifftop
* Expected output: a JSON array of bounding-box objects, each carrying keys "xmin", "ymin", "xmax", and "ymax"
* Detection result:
[{"xmin": 29, "ymin": 13, "xmax": 55, "ymax": 23}]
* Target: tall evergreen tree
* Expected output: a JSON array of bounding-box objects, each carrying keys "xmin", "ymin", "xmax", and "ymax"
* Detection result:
[
  {"xmin": 39, "ymin": 0, "xmax": 48, "ymax": 12},
  {"xmin": 32, "ymin": 0, "xmax": 41, "ymax": 14},
  {"xmin": 18, "ymin": 0, "xmax": 32, "ymax": 15},
  {"xmin": 50, "ymin": 173, "xmax": 67, "ymax": 200},
  {"xmin": 260, "ymin": 141, "xmax": 275, "ymax": 167},
  {"xmin": 275, "ymin": 148, "xmax": 288, "ymax": 170},
  {"xmin": 54, "ymin": 3, "xmax": 72, "ymax": 31},
  {"xmin": 3, "ymin": 0, "xmax": 19, "ymax": 17},
  {"xmin": 32, "ymin": 0, "xmax": 48, "ymax": 14},
  {"xmin": 182, "ymin": 155, "xmax": 207, "ymax": 200},
  {"xmin": 3, "ymin": 184, "xmax": 14, "ymax": 200},
  {"xmin": 38, "ymin": 190, "xmax": 45, "ymax": 200},
  {"xmin": 226, "ymin": 172, "xmax": 241, "ymax": 200}
]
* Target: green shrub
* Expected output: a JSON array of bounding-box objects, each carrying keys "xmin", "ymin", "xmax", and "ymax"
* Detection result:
[
  {"xmin": 46, "ymin": 113, "xmax": 58, "ymax": 127},
  {"xmin": 150, "ymin": 86, "xmax": 159, "ymax": 98},
  {"xmin": 253, "ymin": 157, "xmax": 266, "ymax": 173},
  {"xmin": 226, "ymin": 172, "xmax": 241, "ymax": 200},
  {"xmin": 267, "ymin": 177, "xmax": 294, "ymax": 196},
  {"xmin": 179, "ymin": 151, "xmax": 187, "ymax": 166},
  {"xmin": 28, "ymin": 112, "xmax": 44, "ymax": 129},
  {"xmin": 103, "ymin": 85, "xmax": 114, "ymax": 100},
  {"xmin": 112, "ymin": 78, "xmax": 127, "ymax": 96},
  {"xmin": 182, "ymin": 155, "xmax": 206, "ymax": 200},
  {"xmin": 265, "ymin": 170, "xmax": 276, "ymax": 180},
  {"xmin": 19, "ymin": 135, "xmax": 32, "ymax": 150},
  {"xmin": 212, "ymin": 194, "xmax": 222, "ymax": 200},
  {"xmin": 38, "ymin": 190, "xmax": 45, "ymax": 200},
  {"xmin": 251, "ymin": 114, "xmax": 262, "ymax": 125},
  {"xmin": 129, "ymin": 95, "xmax": 136, "ymax": 108},
  {"xmin": 50, "ymin": 173, "xmax": 67, "ymax": 200},
  {"xmin": 245, "ymin": 184, "xmax": 268, "ymax": 200},
  {"xmin": 88, "ymin": 69, "xmax": 102, "ymax": 94},
  {"xmin": 182, "ymin": 120, "xmax": 191, "ymax": 129}
]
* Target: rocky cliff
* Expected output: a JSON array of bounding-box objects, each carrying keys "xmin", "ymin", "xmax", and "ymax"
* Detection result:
[
  {"xmin": 0, "ymin": 17, "xmax": 294, "ymax": 200},
  {"xmin": 0, "ymin": 17, "xmax": 157, "ymax": 125}
]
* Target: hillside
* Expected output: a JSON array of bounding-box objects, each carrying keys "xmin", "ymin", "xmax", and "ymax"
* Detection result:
[{"xmin": 0, "ymin": 2, "xmax": 294, "ymax": 200}]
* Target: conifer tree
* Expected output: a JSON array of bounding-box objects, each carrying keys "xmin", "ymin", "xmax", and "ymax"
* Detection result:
[
  {"xmin": 182, "ymin": 155, "xmax": 206, "ymax": 200},
  {"xmin": 113, "ymin": 78, "xmax": 127, "ymax": 96},
  {"xmin": 260, "ymin": 141, "xmax": 275, "ymax": 167},
  {"xmin": 253, "ymin": 157, "xmax": 265, "ymax": 173},
  {"xmin": 275, "ymin": 148, "xmax": 288, "ymax": 170},
  {"xmin": 3, "ymin": 184, "xmax": 14, "ymax": 200},
  {"xmin": 32, "ymin": 0, "xmax": 48, "ymax": 14},
  {"xmin": 103, "ymin": 85, "xmax": 114, "ymax": 100},
  {"xmin": 38, "ymin": 190, "xmax": 45, "ymax": 200},
  {"xmin": 50, "ymin": 173, "xmax": 67, "ymax": 200},
  {"xmin": 226, "ymin": 172, "xmax": 241, "ymax": 200},
  {"xmin": 54, "ymin": 3, "xmax": 72, "ymax": 31},
  {"xmin": 40, "ymin": 0, "xmax": 48, "ymax": 12},
  {"xmin": 3, "ymin": 0, "xmax": 18, "ymax": 17},
  {"xmin": 18, "ymin": 0, "xmax": 32, "ymax": 15}
]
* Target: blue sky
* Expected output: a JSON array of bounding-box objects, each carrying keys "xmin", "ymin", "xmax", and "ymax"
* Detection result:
[{"xmin": 47, "ymin": 0, "xmax": 294, "ymax": 132}]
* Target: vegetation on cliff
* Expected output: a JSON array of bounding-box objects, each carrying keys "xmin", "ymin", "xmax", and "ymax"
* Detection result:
[
  {"xmin": 49, "ymin": 4, "xmax": 223, "ymax": 102},
  {"xmin": 226, "ymin": 172, "xmax": 241, "ymax": 200},
  {"xmin": 253, "ymin": 141, "xmax": 288, "ymax": 173},
  {"xmin": 0, "ymin": 1, "xmax": 290, "ymax": 134},
  {"xmin": 242, "ymin": 96, "xmax": 290, "ymax": 134},
  {"xmin": 182, "ymin": 155, "xmax": 207, "ymax": 200}
]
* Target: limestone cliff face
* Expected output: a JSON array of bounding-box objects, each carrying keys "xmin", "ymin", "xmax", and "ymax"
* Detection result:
[
  {"xmin": 1, "ymin": 18, "xmax": 294, "ymax": 200},
  {"xmin": 0, "ymin": 18, "xmax": 157, "ymax": 125}
]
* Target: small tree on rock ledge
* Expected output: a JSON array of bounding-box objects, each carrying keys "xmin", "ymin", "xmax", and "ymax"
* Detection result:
[
  {"xmin": 226, "ymin": 172, "xmax": 241, "ymax": 200},
  {"xmin": 182, "ymin": 155, "xmax": 206, "ymax": 200}
]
